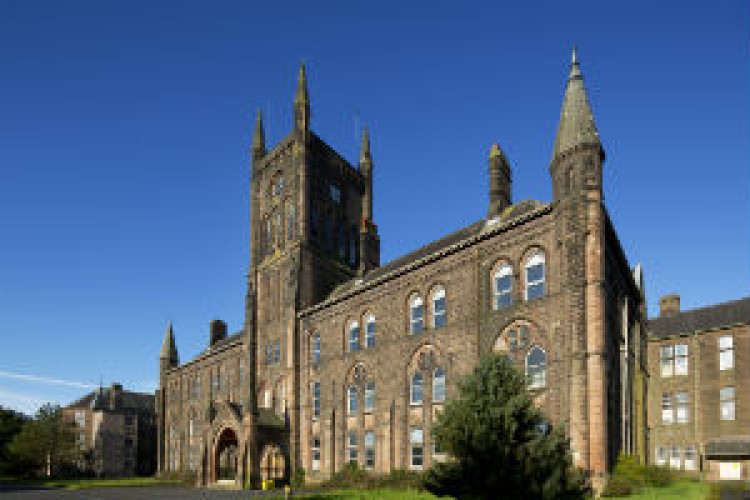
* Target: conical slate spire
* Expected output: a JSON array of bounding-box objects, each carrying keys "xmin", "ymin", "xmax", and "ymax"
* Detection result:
[
  {"xmin": 359, "ymin": 126, "xmax": 372, "ymax": 165},
  {"xmin": 160, "ymin": 321, "xmax": 178, "ymax": 365},
  {"xmin": 252, "ymin": 109, "xmax": 265, "ymax": 157},
  {"xmin": 552, "ymin": 47, "xmax": 600, "ymax": 160}
]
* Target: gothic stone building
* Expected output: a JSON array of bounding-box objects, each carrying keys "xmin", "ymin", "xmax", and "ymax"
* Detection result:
[
  {"xmin": 156, "ymin": 53, "xmax": 649, "ymax": 489},
  {"xmin": 63, "ymin": 383, "xmax": 156, "ymax": 477},
  {"xmin": 647, "ymin": 296, "xmax": 750, "ymax": 480}
]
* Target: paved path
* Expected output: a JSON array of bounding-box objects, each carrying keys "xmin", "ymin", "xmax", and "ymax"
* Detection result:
[{"xmin": 0, "ymin": 485, "xmax": 311, "ymax": 500}]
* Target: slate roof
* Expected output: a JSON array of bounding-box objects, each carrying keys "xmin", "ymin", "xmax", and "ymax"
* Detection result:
[
  {"xmin": 68, "ymin": 387, "xmax": 155, "ymax": 413},
  {"xmin": 648, "ymin": 297, "xmax": 750, "ymax": 340}
]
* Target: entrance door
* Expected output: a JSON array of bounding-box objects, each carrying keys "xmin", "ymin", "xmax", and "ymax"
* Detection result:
[
  {"xmin": 215, "ymin": 428, "xmax": 238, "ymax": 481},
  {"xmin": 260, "ymin": 445, "xmax": 285, "ymax": 482}
]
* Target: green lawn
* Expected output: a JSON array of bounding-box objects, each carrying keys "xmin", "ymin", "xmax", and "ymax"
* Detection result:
[
  {"xmin": 0, "ymin": 476, "xmax": 184, "ymax": 490},
  {"xmin": 269, "ymin": 489, "xmax": 442, "ymax": 500},
  {"xmin": 603, "ymin": 480, "xmax": 709, "ymax": 500}
]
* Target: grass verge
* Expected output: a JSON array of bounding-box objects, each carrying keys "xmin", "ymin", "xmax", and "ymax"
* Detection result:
[
  {"xmin": 602, "ymin": 479, "xmax": 708, "ymax": 500},
  {"xmin": 0, "ymin": 476, "xmax": 184, "ymax": 490},
  {"xmin": 269, "ymin": 489, "xmax": 441, "ymax": 500}
]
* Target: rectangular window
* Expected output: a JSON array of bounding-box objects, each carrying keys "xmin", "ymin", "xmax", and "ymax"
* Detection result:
[
  {"xmin": 675, "ymin": 392, "xmax": 689, "ymax": 424},
  {"xmin": 674, "ymin": 344, "xmax": 688, "ymax": 376},
  {"xmin": 349, "ymin": 323, "xmax": 360, "ymax": 352},
  {"xmin": 433, "ymin": 295, "xmax": 446, "ymax": 329},
  {"xmin": 494, "ymin": 266, "xmax": 512, "ymax": 309},
  {"xmin": 410, "ymin": 427, "xmax": 424, "ymax": 469},
  {"xmin": 311, "ymin": 335, "xmax": 321, "ymax": 364},
  {"xmin": 274, "ymin": 339, "xmax": 281, "ymax": 363},
  {"xmin": 364, "ymin": 431, "xmax": 375, "ymax": 469},
  {"xmin": 655, "ymin": 446, "xmax": 667, "ymax": 466},
  {"xmin": 312, "ymin": 382, "xmax": 321, "ymax": 419},
  {"xmin": 365, "ymin": 317, "xmax": 376, "ymax": 348},
  {"xmin": 684, "ymin": 446, "xmax": 697, "ymax": 471},
  {"xmin": 720, "ymin": 386, "xmax": 735, "ymax": 421},
  {"xmin": 348, "ymin": 386, "xmax": 358, "ymax": 414},
  {"xmin": 660, "ymin": 345, "xmax": 674, "ymax": 378},
  {"xmin": 266, "ymin": 342, "xmax": 273, "ymax": 365},
  {"xmin": 525, "ymin": 258, "xmax": 545, "ymax": 300},
  {"xmin": 719, "ymin": 335, "xmax": 734, "ymax": 370},
  {"xmin": 330, "ymin": 184, "xmax": 341, "ymax": 203},
  {"xmin": 661, "ymin": 393, "xmax": 673, "ymax": 424},
  {"xmin": 347, "ymin": 431, "xmax": 358, "ymax": 464},
  {"xmin": 364, "ymin": 382, "xmax": 375, "ymax": 412},
  {"xmin": 433, "ymin": 368, "xmax": 446, "ymax": 403},
  {"xmin": 719, "ymin": 462, "xmax": 742, "ymax": 480},
  {"xmin": 311, "ymin": 437, "xmax": 321, "ymax": 471},
  {"xmin": 669, "ymin": 446, "xmax": 681, "ymax": 469}
]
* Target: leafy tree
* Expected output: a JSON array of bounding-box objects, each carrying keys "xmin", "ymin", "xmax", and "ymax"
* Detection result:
[
  {"xmin": 6, "ymin": 404, "xmax": 80, "ymax": 477},
  {"xmin": 0, "ymin": 406, "xmax": 28, "ymax": 473},
  {"xmin": 423, "ymin": 354, "xmax": 590, "ymax": 500}
]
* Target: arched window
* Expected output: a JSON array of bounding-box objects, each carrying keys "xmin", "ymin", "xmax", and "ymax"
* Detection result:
[
  {"xmin": 410, "ymin": 372, "xmax": 423, "ymax": 405},
  {"xmin": 431, "ymin": 287, "xmax": 446, "ymax": 329},
  {"xmin": 525, "ymin": 252, "xmax": 546, "ymax": 300},
  {"xmin": 347, "ymin": 385, "xmax": 358, "ymax": 414},
  {"xmin": 348, "ymin": 321, "xmax": 360, "ymax": 352},
  {"xmin": 409, "ymin": 296, "xmax": 424, "ymax": 334},
  {"xmin": 311, "ymin": 334, "xmax": 321, "ymax": 364},
  {"xmin": 494, "ymin": 263, "xmax": 513, "ymax": 309},
  {"xmin": 364, "ymin": 314, "xmax": 376, "ymax": 348},
  {"xmin": 526, "ymin": 347, "xmax": 547, "ymax": 389},
  {"xmin": 433, "ymin": 367, "xmax": 446, "ymax": 402}
]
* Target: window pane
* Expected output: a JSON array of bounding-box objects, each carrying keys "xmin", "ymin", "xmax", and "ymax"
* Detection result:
[
  {"xmin": 365, "ymin": 317, "xmax": 376, "ymax": 348},
  {"xmin": 433, "ymin": 368, "xmax": 446, "ymax": 402},
  {"xmin": 365, "ymin": 382, "xmax": 375, "ymax": 412},
  {"xmin": 720, "ymin": 350, "xmax": 734, "ymax": 371},
  {"xmin": 674, "ymin": 344, "xmax": 688, "ymax": 357},
  {"xmin": 411, "ymin": 373, "xmax": 423, "ymax": 404},
  {"xmin": 348, "ymin": 386, "xmax": 358, "ymax": 414},
  {"xmin": 660, "ymin": 358, "xmax": 673, "ymax": 378},
  {"xmin": 527, "ymin": 282, "xmax": 545, "ymax": 301},
  {"xmin": 349, "ymin": 323, "xmax": 360, "ymax": 352},
  {"xmin": 719, "ymin": 335, "xmax": 733, "ymax": 350},
  {"xmin": 669, "ymin": 447, "xmax": 681, "ymax": 469},
  {"xmin": 527, "ymin": 263, "xmax": 544, "ymax": 283}
]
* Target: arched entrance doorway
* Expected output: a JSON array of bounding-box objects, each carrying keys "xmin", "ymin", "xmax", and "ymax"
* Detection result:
[
  {"xmin": 215, "ymin": 428, "xmax": 238, "ymax": 482},
  {"xmin": 260, "ymin": 444, "xmax": 285, "ymax": 483}
]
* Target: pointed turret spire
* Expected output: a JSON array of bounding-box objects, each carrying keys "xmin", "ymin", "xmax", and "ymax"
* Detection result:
[
  {"xmin": 294, "ymin": 63, "xmax": 310, "ymax": 136},
  {"xmin": 159, "ymin": 321, "xmax": 178, "ymax": 368},
  {"xmin": 359, "ymin": 126, "xmax": 371, "ymax": 164},
  {"xmin": 552, "ymin": 47, "xmax": 600, "ymax": 160},
  {"xmin": 252, "ymin": 109, "xmax": 265, "ymax": 159}
]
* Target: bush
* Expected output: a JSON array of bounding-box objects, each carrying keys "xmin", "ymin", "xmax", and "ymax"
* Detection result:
[
  {"xmin": 291, "ymin": 467, "xmax": 306, "ymax": 488},
  {"xmin": 319, "ymin": 463, "xmax": 424, "ymax": 491},
  {"xmin": 601, "ymin": 454, "xmax": 678, "ymax": 497}
]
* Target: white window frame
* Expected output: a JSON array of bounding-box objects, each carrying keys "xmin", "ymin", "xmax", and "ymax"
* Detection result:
[
  {"xmin": 526, "ymin": 347, "xmax": 547, "ymax": 390},
  {"xmin": 669, "ymin": 446, "xmax": 681, "ymax": 469},
  {"xmin": 684, "ymin": 446, "xmax": 697, "ymax": 471},
  {"xmin": 661, "ymin": 393, "xmax": 674, "ymax": 424},
  {"xmin": 524, "ymin": 252, "xmax": 546, "ymax": 301},
  {"xmin": 364, "ymin": 431, "xmax": 375, "ymax": 469},
  {"xmin": 410, "ymin": 296, "xmax": 424, "ymax": 334},
  {"xmin": 494, "ymin": 263, "xmax": 513, "ymax": 310},
  {"xmin": 364, "ymin": 314, "xmax": 376, "ymax": 348},
  {"xmin": 410, "ymin": 427, "xmax": 424, "ymax": 470},
  {"xmin": 675, "ymin": 392, "xmax": 689, "ymax": 424},
  {"xmin": 311, "ymin": 436, "xmax": 321, "ymax": 471},
  {"xmin": 431, "ymin": 287, "xmax": 446, "ymax": 329},
  {"xmin": 347, "ymin": 385, "xmax": 358, "ymax": 415},
  {"xmin": 364, "ymin": 381, "xmax": 375, "ymax": 412},
  {"xmin": 655, "ymin": 446, "xmax": 667, "ymax": 466},
  {"xmin": 312, "ymin": 381, "xmax": 321, "ymax": 419},
  {"xmin": 674, "ymin": 344, "xmax": 688, "ymax": 376},
  {"xmin": 348, "ymin": 321, "xmax": 360, "ymax": 352},
  {"xmin": 720, "ymin": 386, "xmax": 735, "ymax": 421},
  {"xmin": 660, "ymin": 345, "xmax": 674, "ymax": 378},
  {"xmin": 432, "ymin": 367, "xmax": 446, "ymax": 403},
  {"xmin": 410, "ymin": 372, "xmax": 423, "ymax": 405},
  {"xmin": 719, "ymin": 335, "xmax": 734, "ymax": 371}
]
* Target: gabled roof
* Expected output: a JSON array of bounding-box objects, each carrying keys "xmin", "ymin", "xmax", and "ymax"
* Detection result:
[
  {"xmin": 648, "ymin": 297, "xmax": 750, "ymax": 339},
  {"xmin": 67, "ymin": 387, "xmax": 155, "ymax": 413}
]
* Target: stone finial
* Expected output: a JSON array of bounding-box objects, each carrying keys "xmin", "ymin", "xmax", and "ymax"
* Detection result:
[
  {"xmin": 294, "ymin": 63, "xmax": 310, "ymax": 135},
  {"xmin": 160, "ymin": 321, "xmax": 178, "ymax": 367},
  {"xmin": 252, "ymin": 109, "xmax": 265, "ymax": 158},
  {"xmin": 359, "ymin": 126, "xmax": 372, "ymax": 165},
  {"xmin": 294, "ymin": 63, "xmax": 309, "ymax": 105}
]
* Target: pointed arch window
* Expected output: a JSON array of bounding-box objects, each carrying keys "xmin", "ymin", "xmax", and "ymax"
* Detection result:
[
  {"xmin": 525, "ymin": 252, "xmax": 546, "ymax": 300},
  {"xmin": 526, "ymin": 347, "xmax": 547, "ymax": 389},
  {"xmin": 494, "ymin": 264, "xmax": 513, "ymax": 309},
  {"xmin": 433, "ymin": 367, "xmax": 446, "ymax": 403},
  {"xmin": 364, "ymin": 314, "xmax": 376, "ymax": 348},
  {"xmin": 410, "ymin": 372, "xmax": 423, "ymax": 405},
  {"xmin": 348, "ymin": 321, "xmax": 360, "ymax": 352},
  {"xmin": 431, "ymin": 287, "xmax": 446, "ymax": 329},
  {"xmin": 409, "ymin": 296, "xmax": 424, "ymax": 334}
]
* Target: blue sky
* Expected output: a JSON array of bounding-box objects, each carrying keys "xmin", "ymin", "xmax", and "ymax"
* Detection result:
[{"xmin": 0, "ymin": 0, "xmax": 747, "ymax": 415}]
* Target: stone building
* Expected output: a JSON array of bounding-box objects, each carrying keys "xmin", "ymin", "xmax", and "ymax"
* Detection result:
[
  {"xmin": 63, "ymin": 383, "xmax": 156, "ymax": 477},
  {"xmin": 156, "ymin": 51, "xmax": 648, "ymax": 489},
  {"xmin": 647, "ymin": 296, "xmax": 750, "ymax": 480}
]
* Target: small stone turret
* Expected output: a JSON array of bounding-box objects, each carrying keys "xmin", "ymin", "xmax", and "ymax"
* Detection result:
[
  {"xmin": 159, "ymin": 321, "xmax": 178, "ymax": 370},
  {"xmin": 659, "ymin": 294, "xmax": 681, "ymax": 317},
  {"xmin": 487, "ymin": 143, "xmax": 512, "ymax": 219},
  {"xmin": 210, "ymin": 319, "xmax": 227, "ymax": 346},
  {"xmin": 251, "ymin": 109, "xmax": 266, "ymax": 165},
  {"xmin": 358, "ymin": 127, "xmax": 380, "ymax": 275}
]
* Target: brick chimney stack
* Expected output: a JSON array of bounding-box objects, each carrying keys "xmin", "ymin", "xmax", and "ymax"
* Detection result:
[{"xmin": 659, "ymin": 294, "xmax": 681, "ymax": 317}]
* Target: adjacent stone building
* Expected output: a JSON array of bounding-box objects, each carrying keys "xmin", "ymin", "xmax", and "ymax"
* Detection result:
[
  {"xmin": 63, "ymin": 383, "xmax": 156, "ymax": 477},
  {"xmin": 156, "ymin": 52, "xmax": 649, "ymax": 490},
  {"xmin": 647, "ymin": 296, "xmax": 750, "ymax": 480}
]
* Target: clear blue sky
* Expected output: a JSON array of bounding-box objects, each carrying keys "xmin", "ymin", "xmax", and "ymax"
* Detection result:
[{"xmin": 1, "ymin": 0, "xmax": 747, "ymax": 415}]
